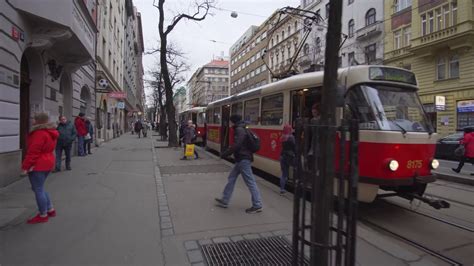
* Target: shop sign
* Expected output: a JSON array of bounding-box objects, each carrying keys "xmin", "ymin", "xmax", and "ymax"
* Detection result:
[
  {"xmin": 108, "ymin": 92, "xmax": 126, "ymax": 99},
  {"xmin": 457, "ymin": 100, "xmax": 474, "ymax": 113},
  {"xmin": 117, "ymin": 101, "xmax": 125, "ymax": 109},
  {"xmin": 435, "ymin": 96, "xmax": 446, "ymax": 111}
]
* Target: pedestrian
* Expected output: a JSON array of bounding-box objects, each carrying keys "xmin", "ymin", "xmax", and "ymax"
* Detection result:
[
  {"xmin": 279, "ymin": 124, "xmax": 296, "ymax": 194},
  {"xmin": 142, "ymin": 121, "xmax": 148, "ymax": 137},
  {"xmin": 74, "ymin": 113, "xmax": 87, "ymax": 156},
  {"xmin": 83, "ymin": 117, "xmax": 93, "ymax": 155},
  {"xmin": 181, "ymin": 120, "xmax": 198, "ymax": 160},
  {"xmin": 22, "ymin": 112, "xmax": 59, "ymax": 224},
  {"xmin": 134, "ymin": 120, "xmax": 143, "ymax": 138},
  {"xmin": 452, "ymin": 127, "xmax": 474, "ymax": 175},
  {"xmin": 179, "ymin": 119, "xmax": 186, "ymax": 147},
  {"xmin": 54, "ymin": 115, "xmax": 76, "ymax": 172},
  {"xmin": 130, "ymin": 121, "xmax": 135, "ymax": 134},
  {"xmin": 215, "ymin": 114, "xmax": 263, "ymax": 214}
]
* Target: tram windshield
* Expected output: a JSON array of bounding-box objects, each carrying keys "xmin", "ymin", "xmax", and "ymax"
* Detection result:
[{"xmin": 347, "ymin": 85, "xmax": 433, "ymax": 133}]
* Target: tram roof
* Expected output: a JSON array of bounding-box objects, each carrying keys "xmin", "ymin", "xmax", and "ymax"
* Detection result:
[
  {"xmin": 180, "ymin": 106, "xmax": 206, "ymax": 114},
  {"xmin": 207, "ymin": 65, "xmax": 417, "ymax": 107}
]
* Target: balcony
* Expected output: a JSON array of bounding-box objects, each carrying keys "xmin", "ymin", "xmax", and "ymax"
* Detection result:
[
  {"xmin": 410, "ymin": 22, "xmax": 474, "ymax": 54},
  {"xmin": 13, "ymin": 0, "xmax": 96, "ymax": 67},
  {"xmin": 384, "ymin": 46, "xmax": 412, "ymax": 62},
  {"xmin": 356, "ymin": 21, "xmax": 383, "ymax": 41}
]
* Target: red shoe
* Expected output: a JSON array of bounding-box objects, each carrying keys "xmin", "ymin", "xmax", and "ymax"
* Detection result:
[
  {"xmin": 47, "ymin": 209, "xmax": 56, "ymax": 217},
  {"xmin": 27, "ymin": 214, "xmax": 48, "ymax": 224}
]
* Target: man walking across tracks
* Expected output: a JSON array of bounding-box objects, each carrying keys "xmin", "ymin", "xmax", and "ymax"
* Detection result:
[
  {"xmin": 54, "ymin": 116, "xmax": 76, "ymax": 172},
  {"xmin": 215, "ymin": 114, "xmax": 263, "ymax": 214}
]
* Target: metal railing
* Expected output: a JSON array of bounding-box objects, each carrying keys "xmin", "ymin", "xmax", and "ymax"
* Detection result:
[{"xmin": 292, "ymin": 119, "xmax": 359, "ymax": 266}]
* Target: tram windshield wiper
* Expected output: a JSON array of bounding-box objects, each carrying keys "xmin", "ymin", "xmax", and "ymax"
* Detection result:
[{"xmin": 390, "ymin": 120, "xmax": 407, "ymax": 135}]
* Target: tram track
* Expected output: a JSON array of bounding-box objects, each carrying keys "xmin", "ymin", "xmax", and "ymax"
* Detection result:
[{"xmin": 358, "ymin": 217, "xmax": 463, "ymax": 265}]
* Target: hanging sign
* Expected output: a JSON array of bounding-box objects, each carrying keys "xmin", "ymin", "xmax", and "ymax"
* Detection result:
[
  {"xmin": 435, "ymin": 96, "xmax": 446, "ymax": 111},
  {"xmin": 108, "ymin": 92, "xmax": 126, "ymax": 99}
]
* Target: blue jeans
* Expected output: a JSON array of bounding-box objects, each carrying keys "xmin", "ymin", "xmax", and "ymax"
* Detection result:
[
  {"xmin": 55, "ymin": 143, "xmax": 72, "ymax": 170},
  {"xmin": 280, "ymin": 156, "xmax": 292, "ymax": 192},
  {"xmin": 77, "ymin": 136, "xmax": 85, "ymax": 156},
  {"xmin": 222, "ymin": 160, "xmax": 262, "ymax": 208},
  {"xmin": 28, "ymin": 171, "xmax": 53, "ymax": 215}
]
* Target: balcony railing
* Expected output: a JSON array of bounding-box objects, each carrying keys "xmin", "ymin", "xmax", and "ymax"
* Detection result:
[{"xmin": 356, "ymin": 21, "xmax": 383, "ymax": 41}]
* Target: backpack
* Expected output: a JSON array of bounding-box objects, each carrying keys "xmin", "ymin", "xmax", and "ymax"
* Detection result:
[{"xmin": 245, "ymin": 128, "xmax": 260, "ymax": 153}]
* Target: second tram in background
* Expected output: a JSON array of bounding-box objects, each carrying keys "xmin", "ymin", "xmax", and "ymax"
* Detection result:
[
  {"xmin": 178, "ymin": 106, "xmax": 207, "ymax": 144},
  {"xmin": 205, "ymin": 65, "xmax": 440, "ymax": 204}
]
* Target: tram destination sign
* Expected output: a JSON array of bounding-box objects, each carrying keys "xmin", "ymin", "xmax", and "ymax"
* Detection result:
[{"xmin": 369, "ymin": 67, "xmax": 417, "ymax": 85}]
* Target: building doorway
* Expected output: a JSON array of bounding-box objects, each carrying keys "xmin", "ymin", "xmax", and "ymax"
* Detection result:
[
  {"xmin": 60, "ymin": 73, "xmax": 73, "ymax": 119},
  {"xmin": 80, "ymin": 86, "xmax": 91, "ymax": 116}
]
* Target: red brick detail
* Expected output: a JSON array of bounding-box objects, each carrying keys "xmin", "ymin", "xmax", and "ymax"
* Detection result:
[
  {"xmin": 392, "ymin": 10, "xmax": 412, "ymax": 30},
  {"xmin": 418, "ymin": 0, "xmax": 448, "ymax": 13}
]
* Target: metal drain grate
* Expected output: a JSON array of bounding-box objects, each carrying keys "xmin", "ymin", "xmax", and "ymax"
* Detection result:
[{"xmin": 201, "ymin": 236, "xmax": 305, "ymax": 266}]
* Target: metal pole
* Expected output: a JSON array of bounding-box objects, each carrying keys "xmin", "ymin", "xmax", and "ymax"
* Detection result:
[{"xmin": 315, "ymin": 0, "xmax": 343, "ymax": 265}]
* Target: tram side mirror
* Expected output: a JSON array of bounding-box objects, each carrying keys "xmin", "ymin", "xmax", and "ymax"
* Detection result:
[{"xmin": 335, "ymin": 85, "xmax": 346, "ymax": 107}]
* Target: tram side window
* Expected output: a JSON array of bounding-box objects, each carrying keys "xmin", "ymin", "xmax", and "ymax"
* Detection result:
[
  {"xmin": 244, "ymin": 98, "xmax": 260, "ymax": 125},
  {"xmin": 213, "ymin": 107, "xmax": 221, "ymax": 124},
  {"xmin": 197, "ymin": 112, "xmax": 205, "ymax": 125},
  {"xmin": 261, "ymin": 93, "xmax": 283, "ymax": 125},
  {"xmin": 206, "ymin": 109, "xmax": 213, "ymax": 124},
  {"xmin": 231, "ymin": 102, "xmax": 243, "ymax": 116}
]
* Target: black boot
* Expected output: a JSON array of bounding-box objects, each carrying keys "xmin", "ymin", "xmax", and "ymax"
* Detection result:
[{"xmin": 452, "ymin": 168, "xmax": 460, "ymax": 173}]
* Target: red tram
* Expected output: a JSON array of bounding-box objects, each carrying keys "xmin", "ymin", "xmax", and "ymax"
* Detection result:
[
  {"xmin": 178, "ymin": 107, "xmax": 207, "ymax": 143},
  {"xmin": 205, "ymin": 66, "xmax": 439, "ymax": 202}
]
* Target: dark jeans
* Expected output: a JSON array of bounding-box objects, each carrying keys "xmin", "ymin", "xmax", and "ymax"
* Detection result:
[
  {"xmin": 455, "ymin": 156, "xmax": 474, "ymax": 171},
  {"xmin": 136, "ymin": 129, "xmax": 141, "ymax": 138},
  {"xmin": 77, "ymin": 136, "xmax": 85, "ymax": 156},
  {"xmin": 280, "ymin": 156, "xmax": 293, "ymax": 192},
  {"xmin": 28, "ymin": 171, "xmax": 52, "ymax": 215},
  {"xmin": 55, "ymin": 143, "xmax": 72, "ymax": 170},
  {"xmin": 183, "ymin": 144, "xmax": 198, "ymax": 158},
  {"xmin": 83, "ymin": 139, "xmax": 92, "ymax": 154}
]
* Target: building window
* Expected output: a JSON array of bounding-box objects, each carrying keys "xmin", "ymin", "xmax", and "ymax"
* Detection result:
[
  {"xmin": 403, "ymin": 26, "xmax": 411, "ymax": 46},
  {"xmin": 443, "ymin": 5, "xmax": 450, "ymax": 28},
  {"xmin": 348, "ymin": 19, "xmax": 355, "ymax": 38},
  {"xmin": 288, "ymin": 25, "xmax": 291, "ymax": 35},
  {"xmin": 452, "ymin": 1, "xmax": 457, "ymax": 26},
  {"xmin": 303, "ymin": 43, "xmax": 310, "ymax": 55},
  {"xmin": 348, "ymin": 0, "xmax": 354, "ymax": 5},
  {"xmin": 449, "ymin": 55, "xmax": 459, "ymax": 78},
  {"xmin": 394, "ymin": 30, "xmax": 401, "ymax": 49},
  {"xmin": 421, "ymin": 14, "xmax": 427, "ymax": 35},
  {"xmin": 365, "ymin": 8, "xmax": 376, "ymax": 26},
  {"xmin": 315, "ymin": 37, "xmax": 321, "ymax": 52},
  {"xmin": 436, "ymin": 57, "xmax": 446, "ymax": 80},
  {"xmin": 457, "ymin": 100, "xmax": 474, "ymax": 129},
  {"xmin": 282, "ymin": 31, "xmax": 285, "ymax": 40},
  {"xmin": 428, "ymin": 11, "xmax": 434, "ymax": 33},
  {"xmin": 394, "ymin": 0, "xmax": 412, "ymax": 13},
  {"xmin": 294, "ymin": 21, "xmax": 298, "ymax": 30},
  {"xmin": 348, "ymin": 52, "xmax": 355, "ymax": 66},
  {"xmin": 326, "ymin": 3, "xmax": 330, "ymax": 18},
  {"xmin": 436, "ymin": 8, "xmax": 442, "ymax": 31},
  {"xmin": 365, "ymin": 44, "xmax": 376, "ymax": 64}
]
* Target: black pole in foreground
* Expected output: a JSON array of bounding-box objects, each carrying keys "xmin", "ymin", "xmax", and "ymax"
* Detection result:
[{"xmin": 313, "ymin": 0, "xmax": 343, "ymax": 265}]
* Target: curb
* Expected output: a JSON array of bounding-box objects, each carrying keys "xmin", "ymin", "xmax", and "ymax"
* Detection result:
[{"xmin": 435, "ymin": 172, "xmax": 474, "ymax": 186}]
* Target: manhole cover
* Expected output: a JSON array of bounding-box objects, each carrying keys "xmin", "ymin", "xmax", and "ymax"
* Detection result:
[
  {"xmin": 160, "ymin": 164, "xmax": 231, "ymax": 175},
  {"xmin": 201, "ymin": 236, "xmax": 303, "ymax": 265}
]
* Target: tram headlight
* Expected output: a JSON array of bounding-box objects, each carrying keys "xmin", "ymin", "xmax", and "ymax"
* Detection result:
[
  {"xmin": 430, "ymin": 159, "xmax": 440, "ymax": 170},
  {"xmin": 388, "ymin": 160, "xmax": 399, "ymax": 172}
]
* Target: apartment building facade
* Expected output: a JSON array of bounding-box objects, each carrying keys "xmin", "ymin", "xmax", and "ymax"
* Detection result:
[
  {"xmin": 0, "ymin": 0, "xmax": 97, "ymax": 187},
  {"xmin": 383, "ymin": 0, "xmax": 473, "ymax": 136},
  {"xmin": 299, "ymin": 0, "xmax": 384, "ymax": 71},
  {"xmin": 188, "ymin": 59, "xmax": 229, "ymax": 106},
  {"xmin": 266, "ymin": 11, "xmax": 302, "ymax": 80},
  {"xmin": 229, "ymin": 24, "xmax": 269, "ymax": 95}
]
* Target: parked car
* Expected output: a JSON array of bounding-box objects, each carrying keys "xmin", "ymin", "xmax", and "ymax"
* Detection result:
[{"xmin": 435, "ymin": 132, "xmax": 463, "ymax": 160}]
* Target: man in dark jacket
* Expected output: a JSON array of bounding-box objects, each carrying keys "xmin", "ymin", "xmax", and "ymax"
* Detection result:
[
  {"xmin": 215, "ymin": 114, "xmax": 263, "ymax": 214},
  {"xmin": 55, "ymin": 116, "xmax": 76, "ymax": 172},
  {"xmin": 134, "ymin": 120, "xmax": 143, "ymax": 138}
]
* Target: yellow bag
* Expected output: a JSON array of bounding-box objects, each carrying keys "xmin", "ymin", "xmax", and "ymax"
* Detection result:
[{"xmin": 185, "ymin": 144, "xmax": 195, "ymax": 157}]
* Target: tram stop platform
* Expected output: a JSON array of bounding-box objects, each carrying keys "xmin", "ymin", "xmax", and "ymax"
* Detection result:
[{"xmin": 0, "ymin": 134, "xmax": 452, "ymax": 265}]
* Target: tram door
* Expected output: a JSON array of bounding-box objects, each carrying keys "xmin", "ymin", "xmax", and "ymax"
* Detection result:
[
  {"xmin": 191, "ymin": 113, "xmax": 197, "ymax": 125},
  {"xmin": 221, "ymin": 105, "xmax": 230, "ymax": 154},
  {"xmin": 290, "ymin": 87, "xmax": 322, "ymax": 125}
]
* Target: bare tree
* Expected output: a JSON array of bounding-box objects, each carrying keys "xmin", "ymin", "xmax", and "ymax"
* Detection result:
[{"xmin": 152, "ymin": 0, "xmax": 215, "ymax": 147}]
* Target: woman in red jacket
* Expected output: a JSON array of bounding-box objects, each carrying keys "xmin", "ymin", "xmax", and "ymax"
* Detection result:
[
  {"xmin": 452, "ymin": 127, "xmax": 474, "ymax": 175},
  {"xmin": 22, "ymin": 113, "xmax": 59, "ymax": 224}
]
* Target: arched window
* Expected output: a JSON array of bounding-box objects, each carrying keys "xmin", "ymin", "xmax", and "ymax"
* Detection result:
[
  {"xmin": 303, "ymin": 43, "xmax": 310, "ymax": 55},
  {"xmin": 315, "ymin": 37, "xmax": 321, "ymax": 51},
  {"xmin": 282, "ymin": 31, "xmax": 285, "ymax": 40},
  {"xmin": 271, "ymin": 38, "xmax": 274, "ymax": 47},
  {"xmin": 288, "ymin": 25, "xmax": 291, "ymax": 35},
  {"xmin": 366, "ymin": 8, "xmax": 376, "ymax": 26},
  {"xmin": 276, "ymin": 34, "xmax": 279, "ymax": 43},
  {"xmin": 348, "ymin": 19, "xmax": 355, "ymax": 37}
]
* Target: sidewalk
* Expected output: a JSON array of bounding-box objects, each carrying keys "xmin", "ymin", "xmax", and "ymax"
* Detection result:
[
  {"xmin": 0, "ymin": 134, "xmax": 163, "ymax": 265},
  {"xmin": 0, "ymin": 134, "xmax": 444, "ymax": 265},
  {"xmin": 434, "ymin": 159, "xmax": 474, "ymax": 186}
]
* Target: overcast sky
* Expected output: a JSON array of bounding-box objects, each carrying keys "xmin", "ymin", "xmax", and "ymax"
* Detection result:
[{"xmin": 134, "ymin": 0, "xmax": 300, "ymax": 97}]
